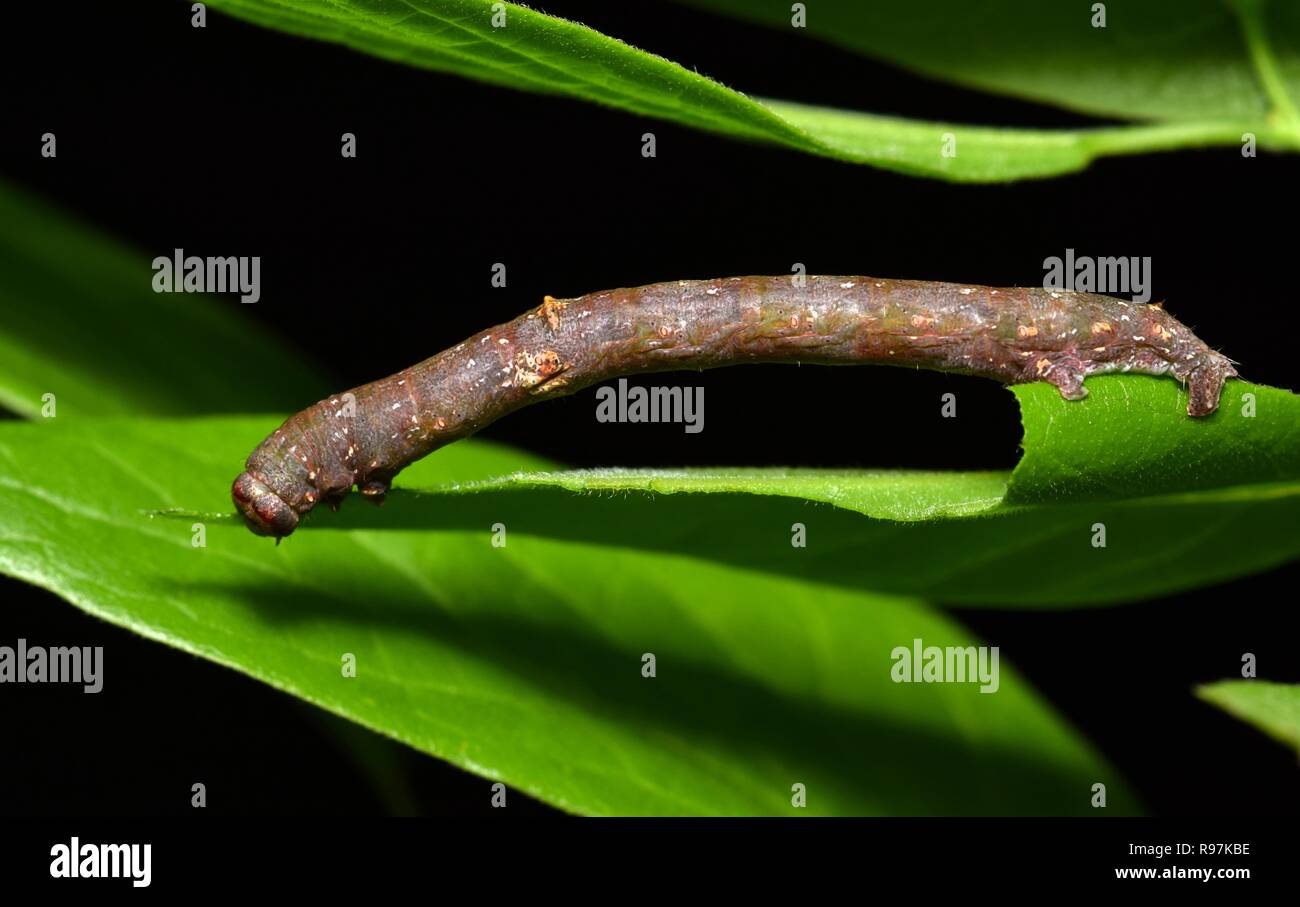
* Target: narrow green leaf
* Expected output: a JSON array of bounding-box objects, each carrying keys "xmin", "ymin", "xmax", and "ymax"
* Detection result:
[
  {"xmin": 200, "ymin": 0, "xmax": 1300, "ymax": 182},
  {"xmin": 1197, "ymin": 681, "xmax": 1300, "ymax": 755},
  {"xmin": 0, "ymin": 417, "xmax": 1134, "ymax": 815},
  {"xmin": 0, "ymin": 180, "xmax": 326, "ymax": 418}
]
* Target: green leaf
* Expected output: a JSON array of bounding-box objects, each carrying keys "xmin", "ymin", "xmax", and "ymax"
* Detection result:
[
  {"xmin": 277, "ymin": 376, "xmax": 1298, "ymax": 607},
  {"xmin": 0, "ymin": 180, "xmax": 326, "ymax": 418},
  {"xmin": 200, "ymin": 0, "xmax": 1300, "ymax": 182},
  {"xmin": 685, "ymin": 0, "xmax": 1300, "ymax": 124},
  {"xmin": 1197, "ymin": 680, "xmax": 1300, "ymax": 755},
  {"xmin": 1007, "ymin": 379, "xmax": 1300, "ymax": 503},
  {"xmin": 0, "ymin": 416, "xmax": 1133, "ymax": 815}
]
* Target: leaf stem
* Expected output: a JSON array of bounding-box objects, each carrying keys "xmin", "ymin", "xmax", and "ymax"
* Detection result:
[{"xmin": 1080, "ymin": 118, "xmax": 1300, "ymax": 155}]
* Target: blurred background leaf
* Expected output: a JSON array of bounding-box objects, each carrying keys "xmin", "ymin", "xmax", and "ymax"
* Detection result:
[
  {"xmin": 1197, "ymin": 680, "xmax": 1300, "ymax": 755},
  {"xmin": 0, "ymin": 179, "xmax": 325, "ymax": 418}
]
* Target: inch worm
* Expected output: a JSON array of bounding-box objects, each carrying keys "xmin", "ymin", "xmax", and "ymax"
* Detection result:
[{"xmin": 233, "ymin": 275, "xmax": 1237, "ymax": 537}]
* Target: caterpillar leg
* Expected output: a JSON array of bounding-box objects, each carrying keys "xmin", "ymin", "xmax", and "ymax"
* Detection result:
[
  {"xmin": 1032, "ymin": 355, "xmax": 1089, "ymax": 402},
  {"xmin": 1185, "ymin": 360, "xmax": 1237, "ymax": 417},
  {"xmin": 359, "ymin": 479, "xmax": 389, "ymax": 506}
]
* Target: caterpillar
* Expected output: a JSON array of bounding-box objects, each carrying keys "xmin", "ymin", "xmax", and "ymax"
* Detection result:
[{"xmin": 233, "ymin": 275, "xmax": 1238, "ymax": 538}]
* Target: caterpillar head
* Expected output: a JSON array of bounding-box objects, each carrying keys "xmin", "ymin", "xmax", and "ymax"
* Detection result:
[{"xmin": 232, "ymin": 471, "xmax": 300, "ymax": 538}]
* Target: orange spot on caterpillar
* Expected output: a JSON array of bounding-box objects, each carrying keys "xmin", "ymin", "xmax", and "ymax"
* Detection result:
[
  {"xmin": 1016, "ymin": 324, "xmax": 1038, "ymax": 338},
  {"xmin": 539, "ymin": 295, "xmax": 566, "ymax": 330},
  {"xmin": 1090, "ymin": 321, "xmax": 1114, "ymax": 334}
]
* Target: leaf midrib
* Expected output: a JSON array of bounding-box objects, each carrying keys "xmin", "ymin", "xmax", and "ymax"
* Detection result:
[{"xmin": 403, "ymin": 473, "xmax": 1300, "ymax": 521}]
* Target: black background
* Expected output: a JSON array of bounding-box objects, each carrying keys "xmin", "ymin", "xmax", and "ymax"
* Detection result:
[{"xmin": 0, "ymin": 0, "xmax": 1296, "ymax": 817}]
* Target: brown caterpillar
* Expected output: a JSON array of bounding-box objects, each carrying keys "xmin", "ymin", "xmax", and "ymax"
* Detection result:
[{"xmin": 233, "ymin": 275, "xmax": 1237, "ymax": 537}]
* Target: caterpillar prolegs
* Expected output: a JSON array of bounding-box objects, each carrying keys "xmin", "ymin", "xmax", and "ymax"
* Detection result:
[{"xmin": 233, "ymin": 275, "xmax": 1238, "ymax": 537}]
